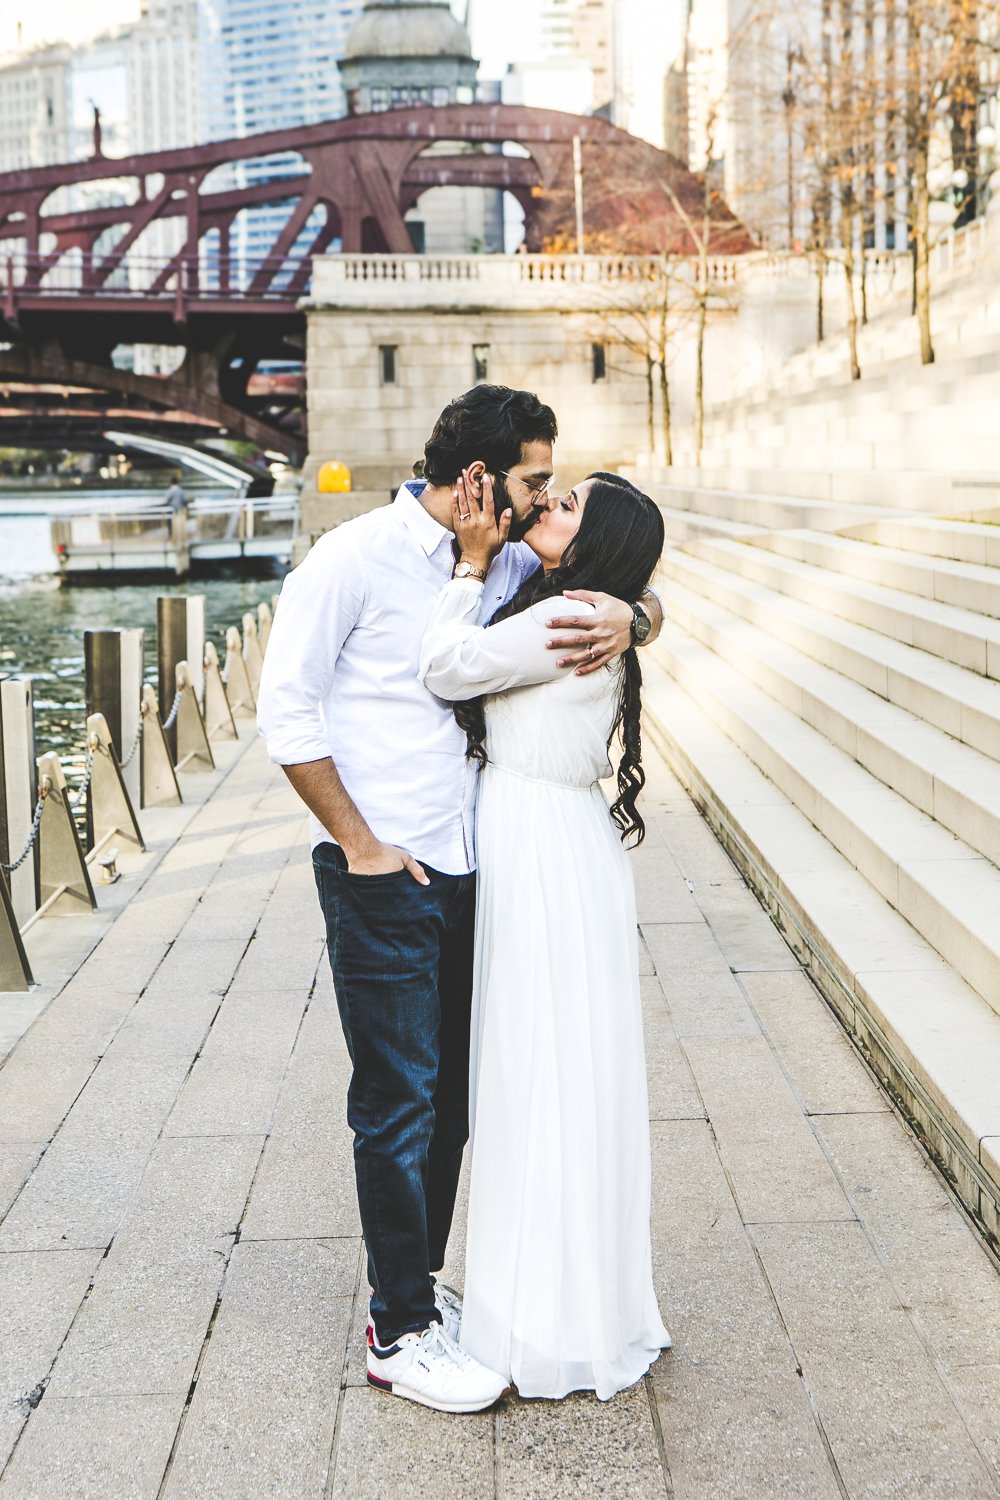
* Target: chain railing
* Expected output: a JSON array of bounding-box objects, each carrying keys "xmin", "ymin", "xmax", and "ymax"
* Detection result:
[
  {"xmin": 68, "ymin": 740, "xmax": 96, "ymax": 811},
  {"xmin": 0, "ymin": 593, "xmax": 275, "ymax": 992},
  {"xmin": 0, "ymin": 783, "xmax": 48, "ymax": 876},
  {"xmin": 160, "ymin": 687, "xmax": 184, "ymax": 734},
  {"xmin": 119, "ymin": 710, "xmax": 144, "ymax": 769}
]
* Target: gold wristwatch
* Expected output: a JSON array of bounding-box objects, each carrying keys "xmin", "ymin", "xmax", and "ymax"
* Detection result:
[{"xmin": 453, "ymin": 561, "xmax": 487, "ymax": 582}]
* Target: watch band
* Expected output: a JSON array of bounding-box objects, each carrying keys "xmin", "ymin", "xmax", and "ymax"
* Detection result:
[
  {"xmin": 453, "ymin": 561, "xmax": 487, "ymax": 583},
  {"xmin": 630, "ymin": 602, "xmax": 652, "ymax": 643}
]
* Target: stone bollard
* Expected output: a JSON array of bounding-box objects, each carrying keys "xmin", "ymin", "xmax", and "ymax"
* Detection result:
[
  {"xmin": 157, "ymin": 595, "xmax": 205, "ymax": 762},
  {"xmin": 257, "ymin": 601, "xmax": 273, "ymax": 654},
  {"xmin": 35, "ymin": 753, "xmax": 96, "ymax": 919},
  {"xmin": 173, "ymin": 662, "xmax": 215, "ymax": 774},
  {"xmin": 0, "ymin": 676, "xmax": 39, "ymax": 929},
  {"xmin": 84, "ymin": 628, "xmax": 144, "ymax": 810},
  {"xmin": 139, "ymin": 683, "xmax": 182, "ymax": 808},
  {"xmin": 241, "ymin": 613, "xmax": 264, "ymax": 696},
  {"xmin": 85, "ymin": 713, "xmax": 145, "ymax": 858},
  {"xmin": 204, "ymin": 642, "xmax": 238, "ymax": 741},
  {"xmin": 223, "ymin": 627, "xmax": 256, "ymax": 719}
]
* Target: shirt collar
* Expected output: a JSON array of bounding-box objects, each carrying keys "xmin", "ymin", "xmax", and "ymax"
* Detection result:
[{"xmin": 393, "ymin": 481, "xmax": 452, "ymax": 558}]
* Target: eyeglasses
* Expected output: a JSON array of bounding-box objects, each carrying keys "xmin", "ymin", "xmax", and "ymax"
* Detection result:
[{"xmin": 497, "ymin": 470, "xmax": 555, "ymax": 503}]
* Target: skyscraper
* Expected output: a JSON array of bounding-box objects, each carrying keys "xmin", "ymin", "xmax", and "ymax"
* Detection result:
[
  {"xmin": 467, "ymin": 0, "xmax": 683, "ymax": 148},
  {"xmin": 199, "ymin": 0, "xmax": 363, "ymax": 145},
  {"xmin": 190, "ymin": 0, "xmax": 365, "ymax": 276}
]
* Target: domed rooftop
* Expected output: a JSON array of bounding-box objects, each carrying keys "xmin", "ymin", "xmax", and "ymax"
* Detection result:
[{"xmin": 343, "ymin": 0, "xmax": 474, "ymax": 61}]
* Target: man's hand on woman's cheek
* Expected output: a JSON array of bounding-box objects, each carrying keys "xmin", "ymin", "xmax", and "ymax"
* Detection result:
[{"xmin": 545, "ymin": 590, "xmax": 633, "ymax": 676}]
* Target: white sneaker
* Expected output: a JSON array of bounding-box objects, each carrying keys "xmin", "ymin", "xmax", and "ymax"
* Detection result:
[
  {"xmin": 433, "ymin": 1282, "xmax": 463, "ymax": 1342},
  {"xmin": 367, "ymin": 1282, "xmax": 463, "ymax": 1345},
  {"xmin": 367, "ymin": 1321, "xmax": 509, "ymax": 1414}
]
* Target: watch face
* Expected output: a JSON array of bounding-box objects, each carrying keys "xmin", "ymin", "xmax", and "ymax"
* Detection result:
[{"xmin": 633, "ymin": 607, "xmax": 651, "ymax": 641}]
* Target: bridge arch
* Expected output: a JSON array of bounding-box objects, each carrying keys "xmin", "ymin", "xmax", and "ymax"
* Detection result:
[{"xmin": 0, "ymin": 104, "xmax": 749, "ymax": 457}]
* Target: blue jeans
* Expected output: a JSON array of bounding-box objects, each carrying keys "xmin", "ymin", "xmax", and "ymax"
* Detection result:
[{"xmin": 312, "ymin": 841, "xmax": 475, "ymax": 1346}]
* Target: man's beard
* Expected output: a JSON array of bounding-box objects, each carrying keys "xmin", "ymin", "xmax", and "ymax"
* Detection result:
[{"xmin": 495, "ymin": 475, "xmax": 541, "ymax": 542}]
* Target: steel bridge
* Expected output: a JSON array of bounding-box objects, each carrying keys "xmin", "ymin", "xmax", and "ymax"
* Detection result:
[{"xmin": 0, "ymin": 105, "xmax": 723, "ymax": 461}]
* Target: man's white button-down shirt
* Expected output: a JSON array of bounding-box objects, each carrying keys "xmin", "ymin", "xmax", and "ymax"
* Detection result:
[{"xmin": 256, "ymin": 482, "xmax": 540, "ymax": 875}]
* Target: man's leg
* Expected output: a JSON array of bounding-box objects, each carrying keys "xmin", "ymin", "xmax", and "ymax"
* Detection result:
[
  {"xmin": 426, "ymin": 873, "xmax": 476, "ymax": 1276},
  {"xmin": 313, "ymin": 843, "xmax": 447, "ymax": 1345}
]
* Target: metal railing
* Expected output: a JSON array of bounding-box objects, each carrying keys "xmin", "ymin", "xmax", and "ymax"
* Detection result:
[
  {"xmin": 0, "ymin": 250, "xmax": 311, "ymax": 308},
  {"xmin": 51, "ymin": 499, "xmax": 298, "ymax": 553},
  {"xmin": 0, "ymin": 595, "xmax": 275, "ymax": 992},
  {"xmin": 4, "ymin": 225, "xmax": 996, "ymax": 315}
]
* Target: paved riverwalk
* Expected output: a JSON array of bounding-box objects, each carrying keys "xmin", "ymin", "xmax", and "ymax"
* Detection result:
[{"xmin": 0, "ymin": 729, "xmax": 998, "ymax": 1498}]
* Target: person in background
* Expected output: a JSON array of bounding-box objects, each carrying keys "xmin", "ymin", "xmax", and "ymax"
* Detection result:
[{"xmin": 165, "ymin": 474, "xmax": 187, "ymax": 515}]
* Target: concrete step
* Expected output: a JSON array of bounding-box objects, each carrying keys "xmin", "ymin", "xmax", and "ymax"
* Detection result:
[
  {"xmin": 844, "ymin": 515, "xmax": 1000, "ymax": 567},
  {"xmin": 754, "ymin": 529, "xmax": 1000, "ymax": 622},
  {"xmin": 641, "ymin": 653, "xmax": 1000, "ymax": 1253},
  {"xmin": 657, "ymin": 545, "xmax": 1000, "ymax": 763},
  {"xmin": 656, "ymin": 626, "xmax": 1000, "ymax": 1016},
  {"xmin": 661, "ymin": 574, "xmax": 1000, "ymax": 865},
  {"xmin": 688, "ymin": 535, "xmax": 1000, "ymax": 679},
  {"xmin": 650, "ymin": 484, "xmax": 893, "ymax": 533},
  {"xmin": 690, "ymin": 435, "xmax": 1000, "ymax": 481},
  {"xmin": 719, "ymin": 337, "xmax": 1000, "ymax": 424},
  {"xmin": 659, "ymin": 507, "xmax": 766, "ymax": 545},
  {"xmin": 722, "ymin": 313, "xmax": 1000, "ymax": 421},
  {"xmin": 637, "ymin": 463, "xmax": 1000, "ymax": 512}
]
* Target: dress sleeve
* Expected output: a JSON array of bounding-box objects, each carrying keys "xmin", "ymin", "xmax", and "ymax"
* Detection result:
[
  {"xmin": 256, "ymin": 526, "xmax": 366, "ymax": 764},
  {"xmin": 419, "ymin": 579, "xmax": 595, "ymax": 702}
]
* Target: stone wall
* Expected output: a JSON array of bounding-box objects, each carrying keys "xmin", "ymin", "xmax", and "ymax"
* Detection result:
[
  {"xmin": 300, "ymin": 250, "xmax": 912, "ymax": 539},
  {"xmin": 303, "ymin": 307, "xmax": 651, "ymax": 523}
]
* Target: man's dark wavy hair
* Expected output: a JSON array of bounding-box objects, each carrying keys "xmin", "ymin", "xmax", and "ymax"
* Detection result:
[
  {"xmin": 453, "ymin": 472, "xmax": 665, "ymax": 847},
  {"xmin": 423, "ymin": 385, "xmax": 558, "ymax": 486}
]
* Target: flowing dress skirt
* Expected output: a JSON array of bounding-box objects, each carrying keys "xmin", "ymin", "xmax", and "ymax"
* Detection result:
[{"xmin": 459, "ymin": 761, "xmax": 670, "ymax": 1400}]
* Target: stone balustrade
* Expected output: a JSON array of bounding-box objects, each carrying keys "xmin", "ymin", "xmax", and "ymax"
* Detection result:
[{"xmin": 308, "ymin": 248, "xmax": 917, "ymax": 313}]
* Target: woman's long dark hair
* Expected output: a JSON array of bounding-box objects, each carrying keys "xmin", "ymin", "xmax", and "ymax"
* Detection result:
[{"xmin": 454, "ymin": 473, "xmax": 665, "ymax": 846}]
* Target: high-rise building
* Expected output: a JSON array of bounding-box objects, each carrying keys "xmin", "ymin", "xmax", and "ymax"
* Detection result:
[
  {"xmin": 194, "ymin": 0, "xmax": 365, "ymax": 275},
  {"xmin": 127, "ymin": 0, "xmax": 202, "ymax": 153},
  {"xmin": 467, "ymin": 0, "xmax": 683, "ymax": 149},
  {"xmin": 684, "ymin": 0, "xmax": 727, "ymax": 172},
  {"xmin": 0, "ymin": 42, "xmax": 71, "ymax": 172},
  {"xmin": 613, "ymin": 0, "xmax": 684, "ymax": 148},
  {"xmin": 200, "ymin": 0, "xmax": 362, "ymax": 144}
]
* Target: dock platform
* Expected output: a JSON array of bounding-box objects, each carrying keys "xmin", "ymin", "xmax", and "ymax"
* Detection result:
[{"xmin": 0, "ymin": 731, "xmax": 998, "ymax": 1498}]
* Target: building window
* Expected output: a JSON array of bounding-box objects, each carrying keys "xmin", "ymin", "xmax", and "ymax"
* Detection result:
[
  {"xmin": 473, "ymin": 344, "xmax": 489, "ymax": 383},
  {"xmin": 591, "ymin": 342, "xmax": 608, "ymax": 383},
  {"xmin": 379, "ymin": 345, "xmax": 397, "ymax": 385},
  {"xmin": 370, "ymin": 86, "xmax": 389, "ymax": 112}
]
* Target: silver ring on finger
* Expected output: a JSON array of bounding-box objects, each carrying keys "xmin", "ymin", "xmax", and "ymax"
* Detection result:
[{"xmin": 588, "ymin": 645, "xmax": 596, "ymax": 660}]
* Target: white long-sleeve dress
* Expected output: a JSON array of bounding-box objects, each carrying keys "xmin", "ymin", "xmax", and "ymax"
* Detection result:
[{"xmin": 419, "ymin": 577, "xmax": 670, "ymax": 1401}]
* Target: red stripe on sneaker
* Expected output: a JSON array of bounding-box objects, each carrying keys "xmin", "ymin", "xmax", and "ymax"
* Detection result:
[{"xmin": 367, "ymin": 1372, "xmax": 393, "ymax": 1392}]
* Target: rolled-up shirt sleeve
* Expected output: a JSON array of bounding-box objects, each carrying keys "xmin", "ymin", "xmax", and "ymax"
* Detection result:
[
  {"xmin": 419, "ymin": 579, "xmax": 595, "ymax": 702},
  {"xmin": 257, "ymin": 527, "xmax": 366, "ymax": 765}
]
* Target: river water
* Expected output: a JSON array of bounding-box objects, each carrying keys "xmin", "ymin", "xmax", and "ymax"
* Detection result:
[{"xmin": 0, "ymin": 494, "xmax": 283, "ymax": 761}]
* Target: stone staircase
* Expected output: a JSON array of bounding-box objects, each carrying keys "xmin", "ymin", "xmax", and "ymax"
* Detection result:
[
  {"xmin": 628, "ymin": 233, "xmax": 1000, "ymax": 1251},
  {"xmin": 665, "ymin": 242, "xmax": 1000, "ymax": 509},
  {"xmin": 638, "ymin": 477, "xmax": 1000, "ymax": 1255}
]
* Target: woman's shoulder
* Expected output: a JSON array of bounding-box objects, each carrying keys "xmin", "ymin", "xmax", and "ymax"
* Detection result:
[{"xmin": 526, "ymin": 593, "xmax": 597, "ymax": 626}]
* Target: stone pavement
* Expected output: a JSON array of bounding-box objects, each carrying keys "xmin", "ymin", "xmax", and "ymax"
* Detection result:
[{"xmin": 0, "ymin": 734, "xmax": 998, "ymax": 1499}]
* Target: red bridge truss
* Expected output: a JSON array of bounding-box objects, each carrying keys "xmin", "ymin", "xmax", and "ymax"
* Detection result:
[{"xmin": 0, "ymin": 105, "xmax": 725, "ymax": 461}]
